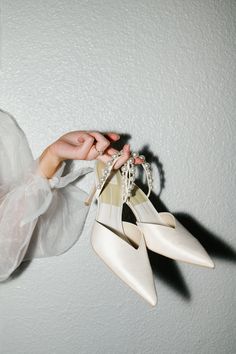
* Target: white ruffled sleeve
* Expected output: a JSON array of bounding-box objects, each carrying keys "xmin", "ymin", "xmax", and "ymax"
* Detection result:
[
  {"xmin": 22, "ymin": 158, "xmax": 94, "ymax": 261},
  {"xmin": 0, "ymin": 109, "xmax": 94, "ymax": 282}
]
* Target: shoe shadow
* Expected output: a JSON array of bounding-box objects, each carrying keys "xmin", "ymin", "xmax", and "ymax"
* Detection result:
[
  {"xmin": 137, "ymin": 144, "xmax": 166, "ymax": 197},
  {"xmin": 148, "ymin": 191, "xmax": 236, "ymax": 264},
  {"xmin": 174, "ymin": 213, "xmax": 236, "ymax": 262},
  {"xmin": 124, "ymin": 185, "xmax": 236, "ymax": 302},
  {"xmin": 121, "ymin": 143, "xmax": 236, "ymax": 301}
]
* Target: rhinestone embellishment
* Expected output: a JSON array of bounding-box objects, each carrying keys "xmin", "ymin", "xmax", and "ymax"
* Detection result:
[
  {"xmin": 96, "ymin": 150, "xmax": 124, "ymax": 191},
  {"xmin": 121, "ymin": 152, "xmax": 153, "ymax": 202},
  {"xmin": 96, "ymin": 149, "xmax": 153, "ymax": 203}
]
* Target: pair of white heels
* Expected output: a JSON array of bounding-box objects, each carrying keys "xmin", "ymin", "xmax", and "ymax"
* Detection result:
[{"xmin": 84, "ymin": 151, "xmax": 214, "ymax": 306}]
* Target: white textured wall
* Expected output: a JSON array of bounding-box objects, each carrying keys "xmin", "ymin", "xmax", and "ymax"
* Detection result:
[{"xmin": 0, "ymin": 1, "xmax": 235, "ymax": 353}]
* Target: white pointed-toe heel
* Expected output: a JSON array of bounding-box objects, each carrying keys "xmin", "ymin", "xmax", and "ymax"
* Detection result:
[
  {"xmin": 121, "ymin": 153, "xmax": 214, "ymax": 269},
  {"xmin": 88, "ymin": 154, "xmax": 157, "ymax": 307}
]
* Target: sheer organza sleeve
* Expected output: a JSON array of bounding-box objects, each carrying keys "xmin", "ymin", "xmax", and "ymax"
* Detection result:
[{"xmin": 0, "ymin": 109, "xmax": 94, "ymax": 282}]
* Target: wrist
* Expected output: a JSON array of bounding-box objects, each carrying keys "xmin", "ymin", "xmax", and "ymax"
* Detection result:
[{"xmin": 38, "ymin": 146, "xmax": 64, "ymax": 179}]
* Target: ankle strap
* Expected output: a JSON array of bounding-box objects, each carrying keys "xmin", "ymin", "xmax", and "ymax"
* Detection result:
[
  {"xmin": 121, "ymin": 152, "xmax": 153, "ymax": 203},
  {"xmin": 94, "ymin": 150, "xmax": 124, "ymax": 200},
  {"xmin": 85, "ymin": 150, "xmax": 153, "ymax": 206}
]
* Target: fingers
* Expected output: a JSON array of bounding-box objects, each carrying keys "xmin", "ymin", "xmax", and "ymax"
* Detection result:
[
  {"xmin": 75, "ymin": 132, "xmax": 96, "ymax": 157},
  {"xmin": 104, "ymin": 132, "xmax": 120, "ymax": 141},
  {"xmin": 56, "ymin": 130, "xmax": 144, "ymax": 166},
  {"xmin": 59, "ymin": 130, "xmax": 121, "ymax": 161},
  {"xmin": 77, "ymin": 129, "xmax": 144, "ymax": 168},
  {"xmin": 98, "ymin": 145, "xmax": 145, "ymax": 169},
  {"xmin": 86, "ymin": 130, "xmax": 112, "ymax": 158},
  {"xmin": 134, "ymin": 156, "xmax": 145, "ymax": 164},
  {"xmin": 112, "ymin": 144, "xmax": 131, "ymax": 169},
  {"xmin": 105, "ymin": 146, "xmax": 119, "ymax": 156}
]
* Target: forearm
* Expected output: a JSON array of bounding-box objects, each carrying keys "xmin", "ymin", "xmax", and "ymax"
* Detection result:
[{"xmin": 38, "ymin": 146, "xmax": 64, "ymax": 179}]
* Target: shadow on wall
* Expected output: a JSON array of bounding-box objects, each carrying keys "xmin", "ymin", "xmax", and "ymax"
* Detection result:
[
  {"xmin": 116, "ymin": 135, "xmax": 236, "ymax": 302},
  {"xmin": 10, "ymin": 134, "xmax": 236, "ymax": 296}
]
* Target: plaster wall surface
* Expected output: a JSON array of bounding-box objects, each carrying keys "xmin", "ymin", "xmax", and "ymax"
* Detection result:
[{"xmin": 0, "ymin": 1, "xmax": 235, "ymax": 353}]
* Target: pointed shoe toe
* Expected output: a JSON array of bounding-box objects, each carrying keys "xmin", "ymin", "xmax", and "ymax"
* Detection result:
[
  {"xmin": 91, "ymin": 220, "xmax": 157, "ymax": 307},
  {"xmin": 137, "ymin": 212, "xmax": 214, "ymax": 268}
]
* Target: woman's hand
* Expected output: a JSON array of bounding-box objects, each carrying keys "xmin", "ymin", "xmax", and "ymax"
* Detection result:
[{"xmin": 38, "ymin": 130, "xmax": 143, "ymax": 178}]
